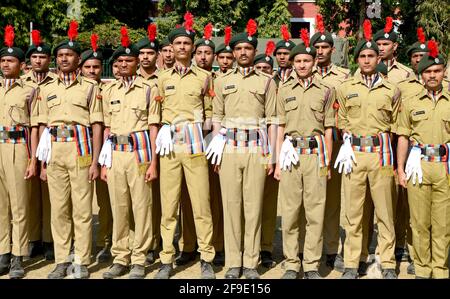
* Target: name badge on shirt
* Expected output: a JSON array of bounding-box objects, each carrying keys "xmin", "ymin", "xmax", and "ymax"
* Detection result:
[
  {"xmin": 224, "ymin": 84, "xmax": 236, "ymax": 90},
  {"xmin": 347, "ymin": 93, "xmax": 358, "ymax": 99},
  {"xmin": 285, "ymin": 96, "xmax": 296, "ymax": 103},
  {"xmin": 110, "ymin": 100, "xmax": 121, "ymax": 105},
  {"xmin": 412, "ymin": 110, "xmax": 425, "ymax": 116},
  {"xmin": 165, "ymin": 85, "xmax": 175, "ymax": 90},
  {"xmin": 47, "ymin": 95, "xmax": 57, "ymax": 101}
]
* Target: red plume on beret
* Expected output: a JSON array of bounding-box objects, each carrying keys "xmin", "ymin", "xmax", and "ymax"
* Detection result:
[
  {"xmin": 300, "ymin": 28, "xmax": 310, "ymax": 48},
  {"xmin": 246, "ymin": 19, "xmax": 257, "ymax": 37},
  {"xmin": 427, "ymin": 40, "xmax": 439, "ymax": 58},
  {"xmin": 224, "ymin": 26, "xmax": 232, "ymax": 46},
  {"xmin": 4, "ymin": 25, "xmax": 15, "ymax": 48},
  {"xmin": 417, "ymin": 27, "xmax": 426, "ymax": 44},
  {"xmin": 31, "ymin": 30, "xmax": 41, "ymax": 47},
  {"xmin": 384, "ymin": 17, "xmax": 393, "ymax": 33},
  {"xmin": 121, "ymin": 26, "xmax": 130, "ymax": 48},
  {"xmin": 147, "ymin": 23, "xmax": 157, "ymax": 42},
  {"xmin": 316, "ymin": 14, "xmax": 325, "ymax": 34},
  {"xmin": 363, "ymin": 19, "xmax": 372, "ymax": 41},
  {"xmin": 281, "ymin": 24, "xmax": 290, "ymax": 41},
  {"xmin": 204, "ymin": 23, "xmax": 213, "ymax": 40},
  {"xmin": 68, "ymin": 20, "xmax": 78, "ymax": 41},
  {"xmin": 265, "ymin": 40, "xmax": 276, "ymax": 56},
  {"xmin": 90, "ymin": 33, "xmax": 99, "ymax": 52},
  {"xmin": 184, "ymin": 11, "xmax": 194, "ymax": 32}
]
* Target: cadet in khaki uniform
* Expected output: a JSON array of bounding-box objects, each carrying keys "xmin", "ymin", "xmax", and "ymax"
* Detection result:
[
  {"xmin": 273, "ymin": 25, "xmax": 295, "ymax": 87},
  {"xmin": 136, "ymin": 24, "xmax": 161, "ymax": 265},
  {"xmin": 253, "ymin": 42, "xmax": 279, "ymax": 269},
  {"xmin": 215, "ymin": 27, "xmax": 235, "ymax": 75},
  {"xmin": 396, "ymin": 46, "xmax": 449, "ymax": 279},
  {"xmin": 78, "ymin": 38, "xmax": 113, "ymax": 263},
  {"xmin": 336, "ymin": 20, "xmax": 399, "ymax": 279},
  {"xmin": 22, "ymin": 30, "xmax": 55, "ymax": 261},
  {"xmin": 154, "ymin": 17, "xmax": 216, "ymax": 279},
  {"xmin": 177, "ymin": 25, "xmax": 226, "ymax": 266},
  {"xmin": 310, "ymin": 16, "xmax": 350, "ymax": 271},
  {"xmin": 0, "ymin": 28, "xmax": 39, "ymax": 279},
  {"xmin": 37, "ymin": 22, "xmax": 103, "ymax": 279},
  {"xmin": 100, "ymin": 37, "xmax": 159, "ymax": 279},
  {"xmin": 159, "ymin": 38, "xmax": 175, "ymax": 70},
  {"xmin": 211, "ymin": 20, "xmax": 277, "ymax": 279},
  {"xmin": 274, "ymin": 33, "xmax": 335, "ymax": 279}
]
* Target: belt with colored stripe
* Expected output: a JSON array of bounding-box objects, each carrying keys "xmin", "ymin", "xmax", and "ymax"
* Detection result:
[
  {"xmin": 111, "ymin": 135, "xmax": 134, "ymax": 147},
  {"xmin": 49, "ymin": 127, "xmax": 92, "ymax": 139},
  {"xmin": 290, "ymin": 136, "xmax": 319, "ymax": 149},
  {"xmin": 0, "ymin": 130, "xmax": 26, "ymax": 140},
  {"xmin": 226, "ymin": 129, "xmax": 261, "ymax": 142},
  {"xmin": 420, "ymin": 145, "xmax": 447, "ymax": 157},
  {"xmin": 351, "ymin": 136, "xmax": 380, "ymax": 147}
]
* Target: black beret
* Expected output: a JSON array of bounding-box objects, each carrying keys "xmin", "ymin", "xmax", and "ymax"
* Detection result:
[
  {"xmin": 194, "ymin": 38, "xmax": 215, "ymax": 51},
  {"xmin": 109, "ymin": 44, "xmax": 140, "ymax": 64},
  {"xmin": 275, "ymin": 40, "xmax": 295, "ymax": 53},
  {"xmin": 80, "ymin": 49, "xmax": 103, "ymax": 66},
  {"xmin": 373, "ymin": 29, "xmax": 398, "ymax": 43},
  {"xmin": 25, "ymin": 44, "xmax": 51, "ymax": 59},
  {"xmin": 289, "ymin": 42, "xmax": 316, "ymax": 60},
  {"xmin": 136, "ymin": 37, "xmax": 159, "ymax": 51},
  {"xmin": 254, "ymin": 53, "xmax": 273, "ymax": 68},
  {"xmin": 0, "ymin": 47, "xmax": 25, "ymax": 62},
  {"xmin": 229, "ymin": 32, "xmax": 258, "ymax": 49},
  {"xmin": 418, "ymin": 54, "xmax": 446, "ymax": 74},
  {"xmin": 53, "ymin": 40, "xmax": 82, "ymax": 56},
  {"xmin": 354, "ymin": 39, "xmax": 379, "ymax": 59},
  {"xmin": 311, "ymin": 31, "xmax": 334, "ymax": 47},
  {"xmin": 406, "ymin": 41, "xmax": 429, "ymax": 57},
  {"xmin": 167, "ymin": 27, "xmax": 195, "ymax": 43},
  {"xmin": 215, "ymin": 43, "xmax": 232, "ymax": 55}
]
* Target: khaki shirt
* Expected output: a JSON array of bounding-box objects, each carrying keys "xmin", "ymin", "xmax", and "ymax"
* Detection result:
[
  {"xmin": 21, "ymin": 71, "xmax": 57, "ymax": 86},
  {"xmin": 103, "ymin": 76, "xmax": 159, "ymax": 136},
  {"xmin": 0, "ymin": 79, "xmax": 39, "ymax": 127},
  {"xmin": 354, "ymin": 60, "xmax": 412, "ymax": 84},
  {"xmin": 277, "ymin": 73, "xmax": 335, "ymax": 137},
  {"xmin": 213, "ymin": 68, "xmax": 277, "ymax": 129},
  {"xmin": 157, "ymin": 65, "xmax": 213, "ymax": 125},
  {"xmin": 38, "ymin": 75, "xmax": 103, "ymax": 126},
  {"xmin": 337, "ymin": 76, "xmax": 401, "ymax": 135},
  {"xmin": 397, "ymin": 75, "xmax": 425, "ymax": 101},
  {"xmin": 137, "ymin": 68, "xmax": 159, "ymax": 86},
  {"xmin": 396, "ymin": 88, "xmax": 450, "ymax": 144},
  {"xmin": 313, "ymin": 64, "xmax": 350, "ymax": 89}
]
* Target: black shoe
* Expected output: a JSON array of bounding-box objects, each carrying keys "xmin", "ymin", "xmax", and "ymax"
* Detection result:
[
  {"xmin": 47, "ymin": 263, "xmax": 71, "ymax": 279},
  {"xmin": 9, "ymin": 256, "xmax": 24, "ymax": 279},
  {"xmin": 341, "ymin": 268, "xmax": 358, "ymax": 279},
  {"xmin": 382, "ymin": 269, "xmax": 397, "ymax": 279},
  {"xmin": 145, "ymin": 250, "xmax": 155, "ymax": 265},
  {"xmin": 394, "ymin": 247, "xmax": 409, "ymax": 262},
  {"xmin": 43, "ymin": 242, "xmax": 54, "ymax": 261},
  {"xmin": 213, "ymin": 251, "xmax": 225, "ymax": 266},
  {"xmin": 407, "ymin": 262, "xmax": 415, "ymax": 275},
  {"xmin": 304, "ymin": 270, "xmax": 322, "ymax": 279},
  {"xmin": 103, "ymin": 263, "xmax": 128, "ymax": 279},
  {"xmin": 334, "ymin": 254, "xmax": 345, "ymax": 273},
  {"xmin": 243, "ymin": 267, "xmax": 260, "ymax": 279},
  {"xmin": 29, "ymin": 241, "xmax": 44, "ymax": 258},
  {"xmin": 281, "ymin": 270, "xmax": 298, "ymax": 279},
  {"xmin": 357, "ymin": 261, "xmax": 368, "ymax": 276},
  {"xmin": 96, "ymin": 246, "xmax": 112, "ymax": 263},
  {"xmin": 0, "ymin": 253, "xmax": 11, "ymax": 275},
  {"xmin": 224, "ymin": 267, "xmax": 241, "ymax": 279},
  {"xmin": 260, "ymin": 251, "xmax": 275, "ymax": 268},
  {"xmin": 175, "ymin": 251, "xmax": 196, "ymax": 266},
  {"xmin": 154, "ymin": 263, "xmax": 173, "ymax": 279},
  {"xmin": 70, "ymin": 264, "xmax": 90, "ymax": 279},
  {"xmin": 129, "ymin": 264, "xmax": 145, "ymax": 279},
  {"xmin": 200, "ymin": 260, "xmax": 215, "ymax": 279},
  {"xmin": 325, "ymin": 254, "xmax": 337, "ymax": 269}
]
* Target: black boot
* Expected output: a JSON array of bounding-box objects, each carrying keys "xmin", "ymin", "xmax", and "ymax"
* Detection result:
[
  {"xmin": 0, "ymin": 253, "xmax": 11, "ymax": 275},
  {"xmin": 43, "ymin": 242, "xmax": 55, "ymax": 261},
  {"xmin": 29, "ymin": 240, "xmax": 44, "ymax": 258},
  {"xmin": 175, "ymin": 251, "xmax": 196, "ymax": 266},
  {"xmin": 9, "ymin": 256, "xmax": 25, "ymax": 279}
]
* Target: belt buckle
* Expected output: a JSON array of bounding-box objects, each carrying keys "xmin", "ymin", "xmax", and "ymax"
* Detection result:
[
  {"xmin": 174, "ymin": 131, "xmax": 184, "ymax": 143},
  {"xmin": 426, "ymin": 147, "xmax": 436, "ymax": 156},
  {"xmin": 298, "ymin": 139, "xmax": 307, "ymax": 148},
  {"xmin": 58, "ymin": 128, "xmax": 70, "ymax": 138},
  {"xmin": 236, "ymin": 131, "xmax": 247, "ymax": 142},
  {"xmin": 117, "ymin": 135, "xmax": 129, "ymax": 145},
  {"xmin": 0, "ymin": 131, "xmax": 7, "ymax": 140},
  {"xmin": 361, "ymin": 137, "xmax": 373, "ymax": 147}
]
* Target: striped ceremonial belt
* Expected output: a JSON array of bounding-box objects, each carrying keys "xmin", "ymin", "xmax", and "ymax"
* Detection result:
[
  {"xmin": 225, "ymin": 128, "xmax": 269, "ymax": 156},
  {"xmin": 50, "ymin": 124, "xmax": 92, "ymax": 167},
  {"xmin": 352, "ymin": 132, "xmax": 393, "ymax": 169},
  {"xmin": 411, "ymin": 141, "xmax": 450, "ymax": 175},
  {"xmin": 293, "ymin": 135, "xmax": 329, "ymax": 168},
  {"xmin": 111, "ymin": 130, "xmax": 152, "ymax": 164},
  {"xmin": 172, "ymin": 123, "xmax": 205, "ymax": 155},
  {"xmin": 0, "ymin": 125, "xmax": 30, "ymax": 158}
]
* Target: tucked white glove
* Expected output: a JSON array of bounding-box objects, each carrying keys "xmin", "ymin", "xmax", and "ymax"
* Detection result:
[
  {"xmin": 36, "ymin": 127, "xmax": 52, "ymax": 164},
  {"xmin": 205, "ymin": 128, "xmax": 227, "ymax": 165},
  {"xmin": 98, "ymin": 139, "xmax": 113, "ymax": 168},
  {"xmin": 334, "ymin": 133, "xmax": 357, "ymax": 174},
  {"xmin": 405, "ymin": 147, "xmax": 423, "ymax": 185},
  {"xmin": 279, "ymin": 136, "xmax": 299, "ymax": 171},
  {"xmin": 156, "ymin": 124, "xmax": 173, "ymax": 156}
]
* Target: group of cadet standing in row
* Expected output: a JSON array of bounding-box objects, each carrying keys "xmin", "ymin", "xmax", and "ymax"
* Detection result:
[{"xmin": 0, "ymin": 12, "xmax": 449, "ymax": 280}]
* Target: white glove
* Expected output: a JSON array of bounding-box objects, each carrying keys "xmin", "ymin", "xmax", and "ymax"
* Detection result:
[
  {"xmin": 205, "ymin": 128, "xmax": 227, "ymax": 165},
  {"xmin": 36, "ymin": 127, "xmax": 52, "ymax": 164},
  {"xmin": 156, "ymin": 124, "xmax": 173, "ymax": 156},
  {"xmin": 334, "ymin": 133, "xmax": 357, "ymax": 174},
  {"xmin": 405, "ymin": 147, "xmax": 423, "ymax": 185},
  {"xmin": 279, "ymin": 136, "xmax": 299, "ymax": 171},
  {"xmin": 98, "ymin": 139, "xmax": 113, "ymax": 168}
]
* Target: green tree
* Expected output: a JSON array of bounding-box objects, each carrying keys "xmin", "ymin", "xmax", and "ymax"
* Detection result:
[{"xmin": 256, "ymin": 0, "xmax": 292, "ymax": 38}]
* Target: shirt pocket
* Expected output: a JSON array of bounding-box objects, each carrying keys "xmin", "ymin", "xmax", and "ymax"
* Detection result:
[
  {"xmin": 222, "ymin": 85, "xmax": 238, "ymax": 100},
  {"xmin": 344, "ymin": 97, "xmax": 361, "ymax": 119},
  {"xmin": 130, "ymin": 99, "xmax": 148, "ymax": 121},
  {"xmin": 47, "ymin": 94, "xmax": 61, "ymax": 109},
  {"xmin": 108, "ymin": 100, "xmax": 121, "ymax": 113},
  {"xmin": 248, "ymin": 87, "xmax": 265, "ymax": 105},
  {"xmin": 441, "ymin": 110, "xmax": 450, "ymax": 134},
  {"xmin": 310, "ymin": 100, "xmax": 325, "ymax": 123},
  {"xmin": 410, "ymin": 109, "xmax": 429, "ymax": 132},
  {"xmin": 376, "ymin": 97, "xmax": 393, "ymax": 123},
  {"xmin": 71, "ymin": 95, "xmax": 88, "ymax": 110},
  {"xmin": 284, "ymin": 97, "xmax": 298, "ymax": 112},
  {"xmin": 9, "ymin": 98, "xmax": 28, "ymax": 125}
]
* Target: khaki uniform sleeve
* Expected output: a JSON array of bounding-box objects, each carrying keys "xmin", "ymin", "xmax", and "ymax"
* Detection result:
[
  {"xmin": 203, "ymin": 75, "xmax": 214, "ymax": 119},
  {"xmin": 29, "ymin": 86, "xmax": 40, "ymax": 127},
  {"xmin": 148, "ymin": 84, "xmax": 161, "ymax": 125},
  {"xmin": 276, "ymin": 88, "xmax": 286, "ymax": 125},
  {"xmin": 395, "ymin": 96, "xmax": 411, "ymax": 137},
  {"xmin": 324, "ymin": 87, "xmax": 336, "ymax": 128},
  {"xmin": 37, "ymin": 86, "xmax": 49, "ymax": 125},
  {"xmin": 336, "ymin": 86, "xmax": 348, "ymax": 130},
  {"xmin": 88, "ymin": 83, "xmax": 104, "ymax": 124},
  {"xmin": 101, "ymin": 86, "xmax": 112, "ymax": 127},
  {"xmin": 212, "ymin": 77, "xmax": 225, "ymax": 124},
  {"xmin": 264, "ymin": 78, "xmax": 277, "ymax": 125},
  {"xmin": 390, "ymin": 88, "xmax": 402, "ymax": 133}
]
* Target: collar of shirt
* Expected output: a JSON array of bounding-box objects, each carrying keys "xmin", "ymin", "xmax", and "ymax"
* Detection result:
[
  {"xmin": 237, "ymin": 66, "xmax": 255, "ymax": 77},
  {"xmin": 361, "ymin": 73, "xmax": 381, "ymax": 89},
  {"xmin": 58, "ymin": 70, "xmax": 79, "ymax": 87},
  {"xmin": 277, "ymin": 67, "xmax": 293, "ymax": 83},
  {"xmin": 383, "ymin": 58, "xmax": 396, "ymax": 70},
  {"xmin": 122, "ymin": 75, "xmax": 137, "ymax": 89},
  {"xmin": 316, "ymin": 63, "xmax": 334, "ymax": 77},
  {"xmin": 33, "ymin": 71, "xmax": 49, "ymax": 84},
  {"xmin": 137, "ymin": 68, "xmax": 158, "ymax": 80},
  {"xmin": 427, "ymin": 87, "xmax": 443, "ymax": 102},
  {"xmin": 174, "ymin": 64, "xmax": 191, "ymax": 76},
  {"xmin": 2, "ymin": 78, "xmax": 18, "ymax": 90},
  {"xmin": 296, "ymin": 73, "xmax": 315, "ymax": 90}
]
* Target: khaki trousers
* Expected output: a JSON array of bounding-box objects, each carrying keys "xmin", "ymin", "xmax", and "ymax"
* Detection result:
[
  {"xmin": 47, "ymin": 142, "xmax": 93, "ymax": 265},
  {"xmin": 261, "ymin": 175, "xmax": 279, "ymax": 253},
  {"xmin": 159, "ymin": 148, "xmax": 214, "ymax": 264},
  {"xmin": 28, "ymin": 176, "xmax": 52, "ymax": 243},
  {"xmin": 407, "ymin": 161, "xmax": 449, "ymax": 278},
  {"xmin": 107, "ymin": 151, "xmax": 152, "ymax": 266},
  {"xmin": 96, "ymin": 179, "xmax": 112, "ymax": 248},
  {"xmin": 280, "ymin": 154, "xmax": 327, "ymax": 272},
  {"xmin": 0, "ymin": 143, "xmax": 30, "ymax": 256},
  {"xmin": 342, "ymin": 151, "xmax": 396, "ymax": 269},
  {"xmin": 220, "ymin": 145, "xmax": 267, "ymax": 269},
  {"xmin": 149, "ymin": 172, "xmax": 161, "ymax": 252}
]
